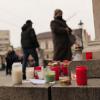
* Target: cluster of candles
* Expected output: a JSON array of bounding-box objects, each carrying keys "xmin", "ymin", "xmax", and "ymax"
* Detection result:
[{"xmin": 11, "ymin": 62, "xmax": 88, "ymax": 86}]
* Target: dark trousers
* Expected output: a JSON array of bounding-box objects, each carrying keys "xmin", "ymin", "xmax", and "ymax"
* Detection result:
[
  {"xmin": 6, "ymin": 62, "xmax": 12, "ymax": 75},
  {"xmin": 22, "ymin": 48, "xmax": 39, "ymax": 77}
]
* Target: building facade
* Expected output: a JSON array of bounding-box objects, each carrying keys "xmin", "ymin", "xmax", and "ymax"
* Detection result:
[
  {"xmin": 37, "ymin": 32, "xmax": 53, "ymax": 60},
  {"xmin": 0, "ymin": 30, "xmax": 10, "ymax": 52},
  {"xmin": 37, "ymin": 29, "xmax": 90, "ymax": 60},
  {"xmin": 0, "ymin": 30, "xmax": 10, "ymax": 69}
]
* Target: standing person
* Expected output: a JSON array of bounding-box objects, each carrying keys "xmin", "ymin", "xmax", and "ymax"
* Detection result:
[
  {"xmin": 5, "ymin": 46, "xmax": 17, "ymax": 75},
  {"xmin": 21, "ymin": 20, "xmax": 40, "ymax": 79},
  {"xmin": 50, "ymin": 9, "xmax": 72, "ymax": 61}
]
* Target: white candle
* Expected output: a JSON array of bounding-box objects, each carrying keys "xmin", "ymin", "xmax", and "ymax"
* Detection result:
[
  {"xmin": 12, "ymin": 63, "xmax": 22, "ymax": 85},
  {"xmin": 26, "ymin": 67, "xmax": 34, "ymax": 80}
]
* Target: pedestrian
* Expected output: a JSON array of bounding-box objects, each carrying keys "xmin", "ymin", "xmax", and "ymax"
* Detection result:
[
  {"xmin": 21, "ymin": 20, "xmax": 40, "ymax": 79},
  {"xmin": 5, "ymin": 46, "xmax": 17, "ymax": 75},
  {"xmin": 50, "ymin": 9, "xmax": 73, "ymax": 61},
  {"xmin": 15, "ymin": 49, "xmax": 23, "ymax": 64}
]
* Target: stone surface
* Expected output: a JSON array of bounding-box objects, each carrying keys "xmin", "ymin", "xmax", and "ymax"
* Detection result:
[
  {"xmin": 69, "ymin": 60, "xmax": 100, "ymax": 78},
  {"xmin": 92, "ymin": 0, "xmax": 100, "ymax": 41},
  {"xmin": 0, "ymin": 86, "xmax": 50, "ymax": 100},
  {"xmin": 51, "ymin": 79, "xmax": 100, "ymax": 100},
  {"xmin": 0, "ymin": 71, "xmax": 12, "ymax": 86}
]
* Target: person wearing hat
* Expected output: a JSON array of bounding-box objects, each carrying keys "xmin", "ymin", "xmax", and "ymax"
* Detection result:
[
  {"xmin": 50, "ymin": 9, "xmax": 72, "ymax": 61},
  {"xmin": 21, "ymin": 20, "xmax": 40, "ymax": 79}
]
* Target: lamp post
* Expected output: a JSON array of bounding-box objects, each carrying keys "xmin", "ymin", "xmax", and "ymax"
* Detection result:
[{"xmin": 78, "ymin": 20, "xmax": 84, "ymax": 51}]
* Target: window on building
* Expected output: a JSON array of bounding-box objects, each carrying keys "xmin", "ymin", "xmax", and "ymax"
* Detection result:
[
  {"xmin": 45, "ymin": 41, "xmax": 48, "ymax": 49},
  {"xmin": 40, "ymin": 41, "xmax": 46, "ymax": 49},
  {"xmin": 48, "ymin": 41, "xmax": 53, "ymax": 49}
]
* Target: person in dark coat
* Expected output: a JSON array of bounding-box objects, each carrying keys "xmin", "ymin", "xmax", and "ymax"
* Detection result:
[
  {"xmin": 5, "ymin": 46, "xmax": 17, "ymax": 75},
  {"xmin": 21, "ymin": 20, "xmax": 40, "ymax": 79},
  {"xmin": 50, "ymin": 9, "xmax": 72, "ymax": 61}
]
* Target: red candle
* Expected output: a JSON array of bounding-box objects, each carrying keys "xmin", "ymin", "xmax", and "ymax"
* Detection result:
[
  {"xmin": 86, "ymin": 52, "xmax": 92, "ymax": 60},
  {"xmin": 61, "ymin": 64, "xmax": 68, "ymax": 76},
  {"xmin": 34, "ymin": 66, "xmax": 41, "ymax": 70},
  {"xmin": 76, "ymin": 66, "xmax": 88, "ymax": 85},
  {"xmin": 51, "ymin": 67, "xmax": 60, "ymax": 80},
  {"xmin": 34, "ymin": 66, "xmax": 42, "ymax": 79}
]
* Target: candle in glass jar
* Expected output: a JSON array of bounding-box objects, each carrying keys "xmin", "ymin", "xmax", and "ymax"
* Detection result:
[
  {"xmin": 45, "ymin": 71, "xmax": 55, "ymax": 82},
  {"xmin": 76, "ymin": 66, "xmax": 88, "ymax": 85},
  {"xmin": 86, "ymin": 52, "xmax": 92, "ymax": 60},
  {"xmin": 61, "ymin": 64, "xmax": 68, "ymax": 76},
  {"xmin": 12, "ymin": 64, "xmax": 22, "ymax": 84},
  {"xmin": 26, "ymin": 67, "xmax": 34, "ymax": 80},
  {"xmin": 51, "ymin": 67, "xmax": 60, "ymax": 80},
  {"xmin": 34, "ymin": 66, "xmax": 42, "ymax": 79}
]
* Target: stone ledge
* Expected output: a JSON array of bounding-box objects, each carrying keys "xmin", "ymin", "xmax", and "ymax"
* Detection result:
[
  {"xmin": 0, "ymin": 82, "xmax": 51, "ymax": 100},
  {"xmin": 51, "ymin": 79, "xmax": 100, "ymax": 100},
  {"xmin": 83, "ymin": 41, "xmax": 100, "ymax": 59}
]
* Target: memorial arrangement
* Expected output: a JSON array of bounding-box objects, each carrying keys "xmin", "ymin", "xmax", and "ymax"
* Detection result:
[{"xmin": 11, "ymin": 61, "xmax": 88, "ymax": 86}]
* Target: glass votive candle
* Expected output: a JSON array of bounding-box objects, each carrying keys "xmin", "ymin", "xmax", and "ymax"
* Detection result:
[
  {"xmin": 34, "ymin": 66, "xmax": 42, "ymax": 79},
  {"xmin": 45, "ymin": 71, "xmax": 55, "ymax": 82},
  {"xmin": 37, "ymin": 70, "xmax": 44, "ymax": 80},
  {"xmin": 71, "ymin": 71, "xmax": 76, "ymax": 80},
  {"xmin": 51, "ymin": 67, "xmax": 60, "ymax": 80},
  {"xmin": 61, "ymin": 64, "xmax": 68, "ymax": 76},
  {"xmin": 76, "ymin": 66, "xmax": 88, "ymax": 85},
  {"xmin": 86, "ymin": 52, "xmax": 92, "ymax": 60},
  {"xmin": 26, "ymin": 67, "xmax": 34, "ymax": 80},
  {"xmin": 12, "ymin": 65, "xmax": 22, "ymax": 85}
]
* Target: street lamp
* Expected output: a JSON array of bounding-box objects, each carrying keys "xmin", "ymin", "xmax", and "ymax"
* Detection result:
[
  {"xmin": 78, "ymin": 20, "xmax": 84, "ymax": 29},
  {"xmin": 78, "ymin": 20, "xmax": 84, "ymax": 50}
]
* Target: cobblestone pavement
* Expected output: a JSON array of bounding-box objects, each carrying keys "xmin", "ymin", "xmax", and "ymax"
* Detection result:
[{"xmin": 0, "ymin": 70, "xmax": 12, "ymax": 86}]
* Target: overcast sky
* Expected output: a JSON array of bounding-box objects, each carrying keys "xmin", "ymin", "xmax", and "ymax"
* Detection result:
[{"xmin": 0, "ymin": 0, "xmax": 95, "ymax": 47}]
